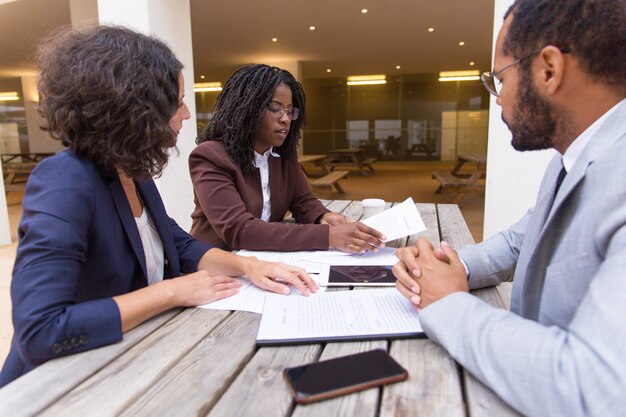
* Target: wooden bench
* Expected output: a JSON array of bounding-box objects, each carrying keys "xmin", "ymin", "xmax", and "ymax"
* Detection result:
[
  {"xmin": 432, "ymin": 170, "xmax": 483, "ymax": 203},
  {"xmin": 308, "ymin": 170, "xmax": 349, "ymax": 193}
]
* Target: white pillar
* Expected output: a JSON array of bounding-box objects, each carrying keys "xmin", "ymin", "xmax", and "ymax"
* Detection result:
[
  {"xmin": 483, "ymin": 0, "xmax": 555, "ymax": 239},
  {"xmin": 70, "ymin": 0, "xmax": 198, "ymax": 231}
]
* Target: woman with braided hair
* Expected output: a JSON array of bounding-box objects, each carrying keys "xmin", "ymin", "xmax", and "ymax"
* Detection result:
[{"xmin": 190, "ymin": 64, "xmax": 385, "ymax": 252}]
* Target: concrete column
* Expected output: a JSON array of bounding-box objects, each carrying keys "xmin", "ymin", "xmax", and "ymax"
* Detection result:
[
  {"xmin": 482, "ymin": 0, "xmax": 554, "ymax": 239},
  {"xmin": 70, "ymin": 0, "xmax": 198, "ymax": 231}
]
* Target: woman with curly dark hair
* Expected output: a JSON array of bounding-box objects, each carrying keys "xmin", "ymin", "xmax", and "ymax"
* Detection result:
[
  {"xmin": 190, "ymin": 64, "xmax": 385, "ymax": 252},
  {"xmin": 0, "ymin": 27, "xmax": 317, "ymax": 388}
]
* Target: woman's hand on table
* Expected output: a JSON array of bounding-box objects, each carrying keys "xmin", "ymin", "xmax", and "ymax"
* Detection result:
[
  {"xmin": 168, "ymin": 271, "xmax": 241, "ymax": 307},
  {"xmin": 243, "ymin": 258, "xmax": 319, "ymax": 296}
]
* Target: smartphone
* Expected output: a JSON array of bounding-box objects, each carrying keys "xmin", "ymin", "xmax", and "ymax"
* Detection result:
[{"xmin": 283, "ymin": 349, "xmax": 408, "ymax": 404}]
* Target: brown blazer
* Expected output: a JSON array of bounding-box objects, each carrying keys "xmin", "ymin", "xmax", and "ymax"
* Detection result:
[{"xmin": 189, "ymin": 141, "xmax": 330, "ymax": 251}]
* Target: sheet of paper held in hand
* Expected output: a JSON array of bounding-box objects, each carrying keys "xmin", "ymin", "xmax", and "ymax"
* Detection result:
[
  {"xmin": 197, "ymin": 268, "xmax": 329, "ymax": 314},
  {"xmin": 360, "ymin": 197, "xmax": 426, "ymax": 242},
  {"xmin": 256, "ymin": 288, "xmax": 424, "ymax": 344}
]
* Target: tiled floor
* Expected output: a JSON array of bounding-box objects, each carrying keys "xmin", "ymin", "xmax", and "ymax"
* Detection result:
[{"xmin": 0, "ymin": 160, "xmax": 486, "ymax": 369}]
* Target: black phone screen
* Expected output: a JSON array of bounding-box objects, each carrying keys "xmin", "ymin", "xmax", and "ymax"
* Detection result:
[{"xmin": 284, "ymin": 349, "xmax": 407, "ymax": 403}]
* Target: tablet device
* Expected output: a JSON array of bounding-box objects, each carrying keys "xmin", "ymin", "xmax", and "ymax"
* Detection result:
[{"xmin": 327, "ymin": 265, "xmax": 396, "ymax": 286}]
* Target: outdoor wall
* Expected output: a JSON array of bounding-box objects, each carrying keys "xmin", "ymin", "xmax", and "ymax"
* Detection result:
[{"xmin": 482, "ymin": 0, "xmax": 554, "ymax": 239}]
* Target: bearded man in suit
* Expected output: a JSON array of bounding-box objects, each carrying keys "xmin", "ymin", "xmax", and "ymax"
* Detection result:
[{"xmin": 393, "ymin": 1, "xmax": 625, "ymax": 416}]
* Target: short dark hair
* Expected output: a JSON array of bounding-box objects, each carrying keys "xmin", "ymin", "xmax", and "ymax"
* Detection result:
[
  {"xmin": 37, "ymin": 25, "xmax": 184, "ymax": 179},
  {"xmin": 198, "ymin": 64, "xmax": 306, "ymax": 174},
  {"xmin": 504, "ymin": 0, "xmax": 625, "ymax": 91}
]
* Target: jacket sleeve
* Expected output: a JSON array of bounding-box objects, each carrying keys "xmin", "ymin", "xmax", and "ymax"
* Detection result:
[
  {"xmin": 419, "ymin": 220, "xmax": 626, "ymax": 417},
  {"xmin": 458, "ymin": 207, "xmax": 532, "ymax": 289},
  {"xmin": 288, "ymin": 162, "xmax": 330, "ymax": 224},
  {"xmin": 11, "ymin": 158, "xmax": 122, "ymax": 365},
  {"xmin": 168, "ymin": 216, "xmax": 212, "ymax": 273},
  {"xmin": 189, "ymin": 144, "xmax": 330, "ymax": 251}
]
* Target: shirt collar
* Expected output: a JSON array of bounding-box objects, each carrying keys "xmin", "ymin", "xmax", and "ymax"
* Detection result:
[
  {"xmin": 561, "ymin": 100, "xmax": 622, "ymax": 172},
  {"xmin": 253, "ymin": 146, "xmax": 280, "ymax": 167}
]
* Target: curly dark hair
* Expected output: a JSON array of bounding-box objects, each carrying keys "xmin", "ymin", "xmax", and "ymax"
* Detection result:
[
  {"xmin": 503, "ymin": 0, "xmax": 626, "ymax": 92},
  {"xmin": 197, "ymin": 64, "xmax": 306, "ymax": 174},
  {"xmin": 36, "ymin": 25, "xmax": 184, "ymax": 179}
]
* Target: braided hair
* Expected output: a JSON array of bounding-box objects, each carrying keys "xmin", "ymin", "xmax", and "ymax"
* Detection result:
[{"xmin": 198, "ymin": 64, "xmax": 306, "ymax": 174}]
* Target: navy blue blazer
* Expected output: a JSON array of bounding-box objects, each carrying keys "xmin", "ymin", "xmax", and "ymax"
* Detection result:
[{"xmin": 0, "ymin": 150, "xmax": 211, "ymax": 387}]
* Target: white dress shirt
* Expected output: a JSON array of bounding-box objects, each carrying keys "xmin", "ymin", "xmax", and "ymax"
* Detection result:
[
  {"xmin": 254, "ymin": 147, "xmax": 280, "ymax": 222},
  {"xmin": 135, "ymin": 209, "xmax": 164, "ymax": 285}
]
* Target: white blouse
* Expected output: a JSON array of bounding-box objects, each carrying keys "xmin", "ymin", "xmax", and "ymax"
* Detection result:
[
  {"xmin": 253, "ymin": 147, "xmax": 280, "ymax": 222},
  {"xmin": 135, "ymin": 209, "xmax": 164, "ymax": 285}
]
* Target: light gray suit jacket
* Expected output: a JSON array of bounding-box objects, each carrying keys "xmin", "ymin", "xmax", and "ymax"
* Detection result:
[{"xmin": 419, "ymin": 100, "xmax": 626, "ymax": 417}]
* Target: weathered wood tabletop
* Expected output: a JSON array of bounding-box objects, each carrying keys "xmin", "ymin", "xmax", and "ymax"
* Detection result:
[{"xmin": 0, "ymin": 200, "xmax": 520, "ymax": 417}]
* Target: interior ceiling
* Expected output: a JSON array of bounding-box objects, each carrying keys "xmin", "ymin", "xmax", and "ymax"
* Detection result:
[{"xmin": 0, "ymin": 0, "xmax": 495, "ymax": 82}]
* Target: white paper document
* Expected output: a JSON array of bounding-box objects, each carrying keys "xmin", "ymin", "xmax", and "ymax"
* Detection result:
[
  {"xmin": 308, "ymin": 246, "xmax": 399, "ymax": 266},
  {"xmin": 236, "ymin": 250, "xmax": 322, "ymax": 273},
  {"xmin": 198, "ymin": 270, "xmax": 328, "ymax": 314},
  {"xmin": 256, "ymin": 288, "xmax": 423, "ymax": 344},
  {"xmin": 361, "ymin": 197, "xmax": 426, "ymax": 242}
]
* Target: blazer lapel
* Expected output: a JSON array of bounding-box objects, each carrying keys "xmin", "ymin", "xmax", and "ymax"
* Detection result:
[
  {"xmin": 518, "ymin": 100, "xmax": 626, "ymax": 319},
  {"xmin": 136, "ymin": 181, "xmax": 177, "ymax": 277},
  {"xmin": 108, "ymin": 176, "xmax": 148, "ymax": 279}
]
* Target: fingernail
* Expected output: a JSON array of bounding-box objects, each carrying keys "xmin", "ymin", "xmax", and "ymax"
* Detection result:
[
  {"xmin": 381, "ymin": 235, "xmax": 387, "ymax": 241},
  {"xmin": 412, "ymin": 269, "xmax": 421, "ymax": 278},
  {"xmin": 441, "ymin": 241, "xmax": 448, "ymax": 247},
  {"xmin": 282, "ymin": 287, "xmax": 290, "ymax": 295},
  {"xmin": 411, "ymin": 286, "xmax": 420, "ymax": 294},
  {"xmin": 410, "ymin": 295, "xmax": 421, "ymax": 305}
]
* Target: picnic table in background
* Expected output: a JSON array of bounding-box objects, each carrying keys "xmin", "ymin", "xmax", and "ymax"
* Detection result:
[
  {"xmin": 2, "ymin": 153, "xmax": 55, "ymax": 194},
  {"xmin": 326, "ymin": 149, "xmax": 377, "ymax": 176},
  {"xmin": 298, "ymin": 154, "xmax": 348, "ymax": 193},
  {"xmin": 432, "ymin": 153, "xmax": 487, "ymax": 203},
  {"xmin": 0, "ymin": 199, "xmax": 519, "ymax": 417}
]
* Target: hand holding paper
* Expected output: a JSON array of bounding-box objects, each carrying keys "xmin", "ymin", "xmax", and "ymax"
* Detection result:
[{"xmin": 361, "ymin": 197, "xmax": 426, "ymax": 242}]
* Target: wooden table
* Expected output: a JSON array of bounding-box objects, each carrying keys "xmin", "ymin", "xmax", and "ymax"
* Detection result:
[
  {"xmin": 0, "ymin": 200, "xmax": 519, "ymax": 417},
  {"xmin": 326, "ymin": 149, "xmax": 376, "ymax": 176},
  {"xmin": 451, "ymin": 153, "xmax": 487, "ymax": 177},
  {"xmin": 0, "ymin": 153, "xmax": 54, "ymax": 163},
  {"xmin": 297, "ymin": 154, "xmax": 330, "ymax": 177}
]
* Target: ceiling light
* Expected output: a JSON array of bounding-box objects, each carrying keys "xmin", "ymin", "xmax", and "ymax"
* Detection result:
[
  {"xmin": 361, "ymin": 9, "xmax": 368, "ymax": 14},
  {"xmin": 309, "ymin": 26, "xmax": 316, "ymax": 31},
  {"xmin": 347, "ymin": 74, "xmax": 386, "ymax": 86},
  {"xmin": 469, "ymin": 61, "xmax": 475, "ymax": 66},
  {"xmin": 395, "ymin": 65, "xmax": 401, "ymax": 70},
  {"xmin": 200, "ymin": 75, "xmax": 205, "ymax": 79},
  {"xmin": 458, "ymin": 41, "xmax": 465, "ymax": 46},
  {"xmin": 428, "ymin": 27, "xmax": 434, "ymax": 32},
  {"xmin": 272, "ymin": 38, "xmax": 278, "ymax": 42},
  {"xmin": 326, "ymin": 69, "xmax": 332, "ymax": 73},
  {"xmin": 0, "ymin": 92, "xmax": 19, "ymax": 101},
  {"xmin": 438, "ymin": 70, "xmax": 480, "ymax": 82},
  {"xmin": 194, "ymin": 82, "xmax": 223, "ymax": 92}
]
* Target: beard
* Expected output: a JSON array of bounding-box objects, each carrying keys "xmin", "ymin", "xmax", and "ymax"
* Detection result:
[{"xmin": 503, "ymin": 69, "xmax": 558, "ymax": 151}]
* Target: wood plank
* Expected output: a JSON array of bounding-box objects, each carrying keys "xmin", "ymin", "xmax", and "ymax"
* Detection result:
[
  {"xmin": 437, "ymin": 204, "xmax": 474, "ymax": 248},
  {"xmin": 324, "ymin": 199, "xmax": 351, "ymax": 214},
  {"xmin": 292, "ymin": 340, "xmax": 387, "ymax": 417},
  {"xmin": 207, "ymin": 344, "xmax": 322, "ymax": 417},
  {"xmin": 120, "ymin": 311, "xmax": 260, "ymax": 417},
  {"xmin": 39, "ymin": 308, "xmax": 231, "ymax": 417},
  {"xmin": 0, "ymin": 309, "xmax": 182, "ymax": 417},
  {"xmin": 380, "ymin": 339, "xmax": 465, "ymax": 417},
  {"xmin": 407, "ymin": 203, "xmax": 439, "ymax": 247},
  {"xmin": 437, "ymin": 204, "xmax": 520, "ymax": 417}
]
